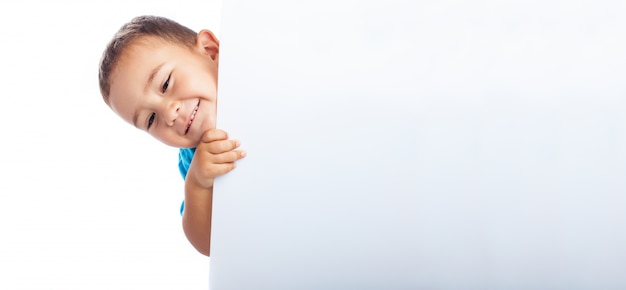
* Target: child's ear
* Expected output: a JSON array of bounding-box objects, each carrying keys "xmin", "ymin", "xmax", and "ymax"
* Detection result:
[{"xmin": 196, "ymin": 29, "xmax": 219, "ymax": 61}]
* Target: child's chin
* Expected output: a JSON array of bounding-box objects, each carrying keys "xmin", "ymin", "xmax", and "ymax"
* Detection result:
[{"xmin": 201, "ymin": 121, "xmax": 216, "ymax": 132}]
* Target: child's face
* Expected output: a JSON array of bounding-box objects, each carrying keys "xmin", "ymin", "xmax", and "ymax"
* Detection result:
[{"xmin": 108, "ymin": 31, "xmax": 219, "ymax": 148}]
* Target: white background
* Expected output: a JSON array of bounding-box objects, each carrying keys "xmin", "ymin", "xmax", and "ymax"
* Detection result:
[{"xmin": 0, "ymin": 1, "xmax": 221, "ymax": 289}]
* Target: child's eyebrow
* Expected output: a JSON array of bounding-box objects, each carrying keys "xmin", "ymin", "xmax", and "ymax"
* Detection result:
[{"xmin": 145, "ymin": 63, "xmax": 166, "ymax": 92}]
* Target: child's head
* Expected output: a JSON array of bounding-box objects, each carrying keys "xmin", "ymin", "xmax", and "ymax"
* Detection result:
[{"xmin": 99, "ymin": 15, "xmax": 220, "ymax": 148}]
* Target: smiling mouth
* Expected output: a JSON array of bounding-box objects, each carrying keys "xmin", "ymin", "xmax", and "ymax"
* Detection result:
[{"xmin": 185, "ymin": 100, "xmax": 200, "ymax": 135}]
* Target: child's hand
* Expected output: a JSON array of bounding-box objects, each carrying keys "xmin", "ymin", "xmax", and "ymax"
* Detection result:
[{"xmin": 187, "ymin": 128, "xmax": 246, "ymax": 189}]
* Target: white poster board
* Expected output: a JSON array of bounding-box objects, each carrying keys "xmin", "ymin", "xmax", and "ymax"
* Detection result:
[{"xmin": 213, "ymin": 1, "xmax": 626, "ymax": 289}]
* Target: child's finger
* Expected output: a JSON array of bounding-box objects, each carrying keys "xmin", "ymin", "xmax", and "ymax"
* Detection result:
[
  {"xmin": 211, "ymin": 162, "xmax": 238, "ymax": 176},
  {"xmin": 213, "ymin": 150, "xmax": 246, "ymax": 164},
  {"xmin": 206, "ymin": 139, "xmax": 240, "ymax": 154},
  {"xmin": 201, "ymin": 128, "xmax": 228, "ymax": 143}
]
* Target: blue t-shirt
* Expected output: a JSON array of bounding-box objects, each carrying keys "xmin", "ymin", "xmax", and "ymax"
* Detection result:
[{"xmin": 178, "ymin": 147, "xmax": 196, "ymax": 215}]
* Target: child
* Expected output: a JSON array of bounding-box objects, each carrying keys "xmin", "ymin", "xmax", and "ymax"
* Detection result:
[{"xmin": 98, "ymin": 15, "xmax": 246, "ymax": 256}]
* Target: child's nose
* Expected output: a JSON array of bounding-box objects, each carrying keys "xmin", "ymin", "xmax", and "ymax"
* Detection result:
[{"xmin": 162, "ymin": 101, "xmax": 181, "ymax": 126}]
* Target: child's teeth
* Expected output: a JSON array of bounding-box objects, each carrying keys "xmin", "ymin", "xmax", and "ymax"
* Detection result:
[{"xmin": 186, "ymin": 106, "xmax": 199, "ymax": 133}]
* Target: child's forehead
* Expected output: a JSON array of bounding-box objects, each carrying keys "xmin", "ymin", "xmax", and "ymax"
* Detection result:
[{"xmin": 116, "ymin": 36, "xmax": 191, "ymax": 69}]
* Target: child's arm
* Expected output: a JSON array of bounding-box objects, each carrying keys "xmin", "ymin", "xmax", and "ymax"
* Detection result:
[{"xmin": 182, "ymin": 129, "xmax": 246, "ymax": 256}]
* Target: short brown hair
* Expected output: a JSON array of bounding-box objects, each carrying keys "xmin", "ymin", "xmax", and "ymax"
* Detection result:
[{"xmin": 98, "ymin": 15, "xmax": 198, "ymax": 105}]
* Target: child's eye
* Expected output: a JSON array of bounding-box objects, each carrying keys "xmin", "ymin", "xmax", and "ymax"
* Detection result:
[
  {"xmin": 162, "ymin": 74, "xmax": 171, "ymax": 93},
  {"xmin": 147, "ymin": 113, "xmax": 156, "ymax": 130}
]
